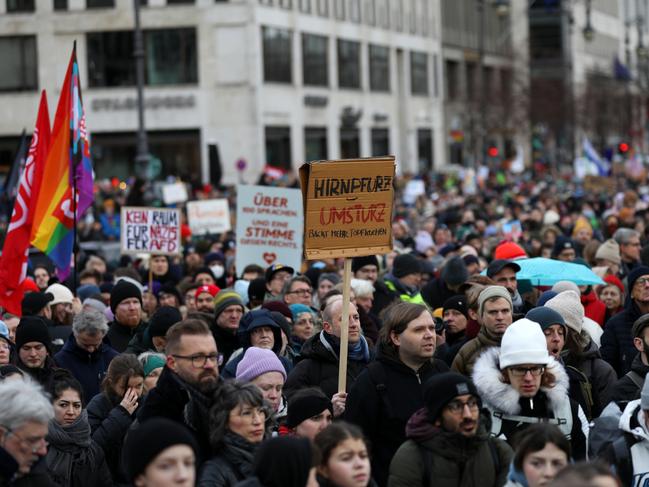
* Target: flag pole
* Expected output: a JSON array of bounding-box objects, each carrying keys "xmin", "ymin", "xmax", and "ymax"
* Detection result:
[{"xmin": 71, "ymin": 40, "xmax": 78, "ymax": 294}]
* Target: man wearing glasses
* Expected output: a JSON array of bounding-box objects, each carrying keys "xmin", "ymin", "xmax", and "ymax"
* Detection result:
[
  {"xmin": 282, "ymin": 276, "xmax": 314, "ymax": 307},
  {"xmin": 389, "ymin": 372, "xmax": 512, "ymax": 487},
  {"xmin": 138, "ymin": 319, "xmax": 221, "ymax": 466},
  {"xmin": 0, "ymin": 379, "xmax": 53, "ymax": 483}
]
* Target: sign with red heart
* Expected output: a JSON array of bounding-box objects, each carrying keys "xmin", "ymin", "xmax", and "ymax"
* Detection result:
[{"xmin": 263, "ymin": 252, "xmax": 276, "ymax": 264}]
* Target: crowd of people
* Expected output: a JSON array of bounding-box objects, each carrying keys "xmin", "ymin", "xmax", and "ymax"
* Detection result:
[{"xmin": 3, "ymin": 172, "xmax": 649, "ymax": 486}]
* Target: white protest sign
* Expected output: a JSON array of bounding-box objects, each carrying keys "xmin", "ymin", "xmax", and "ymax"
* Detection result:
[
  {"xmin": 120, "ymin": 207, "xmax": 181, "ymax": 255},
  {"xmin": 187, "ymin": 199, "xmax": 231, "ymax": 235},
  {"xmin": 236, "ymin": 185, "xmax": 303, "ymax": 272},
  {"xmin": 162, "ymin": 182, "xmax": 189, "ymax": 204}
]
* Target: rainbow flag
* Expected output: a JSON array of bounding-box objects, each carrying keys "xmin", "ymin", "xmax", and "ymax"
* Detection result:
[{"xmin": 31, "ymin": 43, "xmax": 94, "ymax": 280}]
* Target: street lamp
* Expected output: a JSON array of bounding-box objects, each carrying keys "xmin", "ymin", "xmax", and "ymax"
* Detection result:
[
  {"xmin": 583, "ymin": 0, "xmax": 594, "ymax": 41},
  {"xmin": 133, "ymin": 0, "xmax": 151, "ymax": 192}
]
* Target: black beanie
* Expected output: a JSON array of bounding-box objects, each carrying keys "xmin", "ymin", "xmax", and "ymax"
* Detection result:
[
  {"xmin": 110, "ymin": 280, "xmax": 143, "ymax": 314},
  {"xmin": 526, "ymin": 307, "xmax": 567, "ymax": 332},
  {"xmin": 15, "ymin": 316, "xmax": 51, "ymax": 352},
  {"xmin": 248, "ymin": 278, "xmax": 267, "ymax": 302},
  {"xmin": 21, "ymin": 292, "xmax": 54, "ymax": 316},
  {"xmin": 286, "ymin": 392, "xmax": 333, "ymax": 428},
  {"xmin": 423, "ymin": 372, "xmax": 481, "ymax": 422},
  {"xmin": 122, "ymin": 418, "xmax": 198, "ymax": 482},
  {"xmin": 148, "ymin": 306, "xmax": 183, "ymax": 338},
  {"xmin": 628, "ymin": 266, "xmax": 649, "ymax": 296},
  {"xmin": 253, "ymin": 437, "xmax": 313, "ymax": 487},
  {"xmin": 352, "ymin": 255, "xmax": 379, "ymax": 274},
  {"xmin": 442, "ymin": 295, "xmax": 468, "ymax": 318},
  {"xmin": 392, "ymin": 253, "xmax": 422, "ymax": 278},
  {"xmin": 441, "ymin": 256, "xmax": 469, "ymax": 287}
]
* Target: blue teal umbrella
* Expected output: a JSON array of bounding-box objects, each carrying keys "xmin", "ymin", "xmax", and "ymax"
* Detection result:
[{"xmin": 502, "ymin": 257, "xmax": 605, "ymax": 286}]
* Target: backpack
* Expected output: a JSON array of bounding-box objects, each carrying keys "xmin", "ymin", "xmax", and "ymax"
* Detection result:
[
  {"xmin": 626, "ymin": 369, "xmax": 645, "ymax": 391},
  {"xmin": 565, "ymin": 362, "xmax": 596, "ymax": 420}
]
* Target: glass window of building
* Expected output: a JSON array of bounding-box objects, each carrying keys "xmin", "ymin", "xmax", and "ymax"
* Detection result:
[
  {"xmin": 371, "ymin": 128, "xmax": 389, "ymax": 156},
  {"xmin": 6, "ymin": 0, "xmax": 34, "ymax": 12},
  {"xmin": 334, "ymin": 0, "xmax": 345, "ymax": 20},
  {"xmin": 87, "ymin": 0, "xmax": 114, "ymax": 7},
  {"xmin": 146, "ymin": 28, "xmax": 197, "ymax": 85},
  {"xmin": 410, "ymin": 51, "xmax": 428, "ymax": 95},
  {"xmin": 0, "ymin": 135, "xmax": 29, "ymax": 177},
  {"xmin": 364, "ymin": 0, "xmax": 375, "ymax": 25},
  {"xmin": 87, "ymin": 31, "xmax": 135, "ymax": 87},
  {"xmin": 349, "ymin": 0, "xmax": 360, "ymax": 22},
  {"xmin": 53, "ymin": 0, "xmax": 68, "ymax": 9},
  {"xmin": 263, "ymin": 26, "xmax": 292, "ymax": 83},
  {"xmin": 445, "ymin": 59, "xmax": 458, "ymax": 100},
  {"xmin": 417, "ymin": 128, "xmax": 433, "ymax": 172},
  {"xmin": 338, "ymin": 39, "xmax": 361, "ymax": 89},
  {"xmin": 369, "ymin": 44, "xmax": 389, "ymax": 92},
  {"xmin": 299, "ymin": 0, "xmax": 311, "ymax": 13},
  {"xmin": 265, "ymin": 126, "xmax": 292, "ymax": 169},
  {"xmin": 317, "ymin": 0, "xmax": 328, "ymax": 17},
  {"xmin": 302, "ymin": 34, "xmax": 328, "ymax": 86},
  {"xmin": 305, "ymin": 127, "xmax": 327, "ymax": 161},
  {"xmin": 167, "ymin": 0, "xmax": 194, "ymax": 3},
  {"xmin": 466, "ymin": 62, "xmax": 476, "ymax": 100},
  {"xmin": 0, "ymin": 36, "xmax": 37, "ymax": 92},
  {"xmin": 340, "ymin": 128, "xmax": 360, "ymax": 158}
]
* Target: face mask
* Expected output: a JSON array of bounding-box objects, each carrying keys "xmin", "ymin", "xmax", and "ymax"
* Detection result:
[{"xmin": 210, "ymin": 264, "xmax": 225, "ymax": 279}]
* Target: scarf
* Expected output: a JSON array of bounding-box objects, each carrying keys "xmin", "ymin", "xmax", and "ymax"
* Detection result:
[
  {"xmin": 511, "ymin": 290, "xmax": 524, "ymax": 310},
  {"xmin": 320, "ymin": 331, "xmax": 370, "ymax": 363},
  {"xmin": 46, "ymin": 410, "xmax": 93, "ymax": 485},
  {"xmin": 219, "ymin": 431, "xmax": 258, "ymax": 479},
  {"xmin": 170, "ymin": 371, "xmax": 216, "ymax": 435},
  {"xmin": 506, "ymin": 464, "xmax": 529, "ymax": 487}
]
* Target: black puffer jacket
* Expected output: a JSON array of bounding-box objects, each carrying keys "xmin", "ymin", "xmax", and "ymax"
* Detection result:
[
  {"xmin": 106, "ymin": 319, "xmax": 147, "ymax": 353},
  {"xmin": 611, "ymin": 353, "xmax": 649, "ymax": 408},
  {"xmin": 284, "ymin": 331, "xmax": 371, "ymax": 398},
  {"xmin": 87, "ymin": 391, "xmax": 136, "ymax": 484},
  {"xmin": 345, "ymin": 343, "xmax": 449, "ymax": 487},
  {"xmin": 198, "ymin": 432, "xmax": 257, "ymax": 487},
  {"xmin": 601, "ymin": 300, "xmax": 644, "ymax": 377}
]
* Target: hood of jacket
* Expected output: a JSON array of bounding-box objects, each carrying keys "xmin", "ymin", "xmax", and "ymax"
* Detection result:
[
  {"xmin": 237, "ymin": 317, "xmax": 282, "ymax": 355},
  {"xmin": 296, "ymin": 331, "xmax": 337, "ymax": 363},
  {"xmin": 620, "ymin": 399, "xmax": 649, "ymax": 441},
  {"xmin": 472, "ymin": 347, "xmax": 569, "ymax": 415}
]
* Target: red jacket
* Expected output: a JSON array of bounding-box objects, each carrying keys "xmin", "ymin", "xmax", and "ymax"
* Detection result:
[{"xmin": 581, "ymin": 290, "xmax": 606, "ymax": 327}]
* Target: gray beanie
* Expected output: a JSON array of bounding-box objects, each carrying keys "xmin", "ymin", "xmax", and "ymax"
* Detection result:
[
  {"xmin": 551, "ymin": 281, "xmax": 580, "ymax": 295},
  {"xmin": 477, "ymin": 286, "xmax": 512, "ymax": 317},
  {"xmin": 595, "ymin": 239, "xmax": 621, "ymax": 265},
  {"xmin": 545, "ymin": 290, "xmax": 584, "ymax": 334}
]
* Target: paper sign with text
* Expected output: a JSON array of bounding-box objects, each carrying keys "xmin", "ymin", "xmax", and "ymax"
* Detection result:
[
  {"xmin": 187, "ymin": 199, "xmax": 231, "ymax": 235},
  {"xmin": 299, "ymin": 157, "xmax": 395, "ymax": 259},
  {"xmin": 120, "ymin": 207, "xmax": 181, "ymax": 255},
  {"xmin": 236, "ymin": 185, "xmax": 303, "ymax": 272}
]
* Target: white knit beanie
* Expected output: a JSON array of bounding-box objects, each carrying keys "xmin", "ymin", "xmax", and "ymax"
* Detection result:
[
  {"xmin": 499, "ymin": 318, "xmax": 552, "ymax": 369},
  {"xmin": 545, "ymin": 290, "xmax": 584, "ymax": 333},
  {"xmin": 595, "ymin": 239, "xmax": 622, "ymax": 265},
  {"xmin": 551, "ymin": 281, "xmax": 580, "ymax": 295}
]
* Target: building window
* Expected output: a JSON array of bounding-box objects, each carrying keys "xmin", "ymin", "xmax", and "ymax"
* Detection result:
[
  {"xmin": 364, "ymin": 0, "xmax": 375, "ymax": 25},
  {"xmin": 87, "ymin": 0, "xmax": 114, "ymax": 7},
  {"xmin": 305, "ymin": 127, "xmax": 327, "ymax": 161},
  {"xmin": 6, "ymin": 0, "xmax": 34, "ymax": 11},
  {"xmin": 302, "ymin": 34, "xmax": 328, "ymax": 87},
  {"xmin": 446, "ymin": 59, "xmax": 458, "ymax": 100},
  {"xmin": 338, "ymin": 39, "xmax": 360, "ymax": 89},
  {"xmin": 334, "ymin": 0, "xmax": 344, "ymax": 19},
  {"xmin": 317, "ymin": 0, "xmax": 328, "ymax": 17},
  {"xmin": 377, "ymin": 0, "xmax": 388, "ymax": 28},
  {"xmin": 53, "ymin": 0, "xmax": 68, "ymax": 9},
  {"xmin": 298, "ymin": 0, "xmax": 311, "ymax": 13},
  {"xmin": 466, "ymin": 62, "xmax": 476, "ymax": 100},
  {"xmin": 349, "ymin": 0, "xmax": 360, "ymax": 22},
  {"xmin": 263, "ymin": 26, "xmax": 292, "ymax": 83},
  {"xmin": 147, "ymin": 28, "xmax": 197, "ymax": 85},
  {"xmin": 87, "ymin": 28, "xmax": 197, "ymax": 87},
  {"xmin": 410, "ymin": 51, "xmax": 428, "ymax": 95},
  {"xmin": 392, "ymin": 0, "xmax": 403, "ymax": 31},
  {"xmin": 167, "ymin": 0, "xmax": 194, "ymax": 3},
  {"xmin": 279, "ymin": 0, "xmax": 292, "ymax": 9},
  {"xmin": 265, "ymin": 126, "xmax": 292, "ymax": 170},
  {"xmin": 340, "ymin": 128, "xmax": 359, "ymax": 158},
  {"xmin": 417, "ymin": 128, "xmax": 433, "ymax": 172},
  {"xmin": 371, "ymin": 128, "xmax": 389, "ymax": 156},
  {"xmin": 369, "ymin": 44, "xmax": 389, "ymax": 92},
  {"xmin": 0, "ymin": 36, "xmax": 37, "ymax": 92}
]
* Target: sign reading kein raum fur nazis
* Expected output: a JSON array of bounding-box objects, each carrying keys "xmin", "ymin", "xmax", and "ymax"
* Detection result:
[
  {"xmin": 120, "ymin": 207, "xmax": 181, "ymax": 255},
  {"xmin": 299, "ymin": 156, "xmax": 396, "ymax": 259}
]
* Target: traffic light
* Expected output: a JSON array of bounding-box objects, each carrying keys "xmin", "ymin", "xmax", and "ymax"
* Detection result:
[
  {"xmin": 618, "ymin": 142, "xmax": 630, "ymax": 154},
  {"xmin": 487, "ymin": 146, "xmax": 499, "ymax": 158}
]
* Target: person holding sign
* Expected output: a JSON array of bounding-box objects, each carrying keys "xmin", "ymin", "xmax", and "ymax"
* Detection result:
[{"xmin": 284, "ymin": 296, "xmax": 371, "ymax": 409}]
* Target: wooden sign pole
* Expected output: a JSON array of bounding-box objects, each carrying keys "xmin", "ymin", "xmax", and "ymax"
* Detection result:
[
  {"xmin": 337, "ymin": 258, "xmax": 352, "ymax": 393},
  {"xmin": 148, "ymin": 265, "xmax": 153, "ymax": 297}
]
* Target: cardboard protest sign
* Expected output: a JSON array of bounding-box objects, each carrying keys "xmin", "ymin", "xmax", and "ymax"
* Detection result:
[
  {"xmin": 187, "ymin": 199, "xmax": 231, "ymax": 235},
  {"xmin": 236, "ymin": 185, "xmax": 303, "ymax": 272},
  {"xmin": 161, "ymin": 182, "xmax": 189, "ymax": 204},
  {"xmin": 299, "ymin": 157, "xmax": 395, "ymax": 259},
  {"xmin": 120, "ymin": 207, "xmax": 181, "ymax": 255}
]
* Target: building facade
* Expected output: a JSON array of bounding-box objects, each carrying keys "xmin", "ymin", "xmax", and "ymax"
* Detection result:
[{"xmin": 0, "ymin": 0, "xmax": 444, "ymax": 185}]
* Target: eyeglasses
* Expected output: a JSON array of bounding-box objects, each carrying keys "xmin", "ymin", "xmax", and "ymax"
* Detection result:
[
  {"xmin": 288, "ymin": 289, "xmax": 312, "ymax": 296},
  {"xmin": 3, "ymin": 426, "xmax": 47, "ymax": 454},
  {"xmin": 509, "ymin": 366, "xmax": 545, "ymax": 377},
  {"xmin": 172, "ymin": 353, "xmax": 223, "ymax": 368},
  {"xmin": 635, "ymin": 277, "xmax": 649, "ymax": 287},
  {"xmin": 445, "ymin": 398, "xmax": 479, "ymax": 414}
]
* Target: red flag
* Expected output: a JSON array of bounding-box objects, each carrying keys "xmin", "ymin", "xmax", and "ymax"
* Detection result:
[{"xmin": 0, "ymin": 91, "xmax": 51, "ymax": 316}]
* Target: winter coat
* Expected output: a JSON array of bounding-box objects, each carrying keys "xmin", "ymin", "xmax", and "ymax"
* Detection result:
[
  {"xmin": 317, "ymin": 476, "xmax": 379, "ymax": 487},
  {"xmin": 472, "ymin": 347, "xmax": 589, "ymax": 460},
  {"xmin": 87, "ymin": 391, "xmax": 136, "ymax": 484},
  {"xmin": 581, "ymin": 290, "xmax": 607, "ymax": 327},
  {"xmin": 15, "ymin": 355, "xmax": 57, "ymax": 390},
  {"xmin": 284, "ymin": 331, "xmax": 371, "ymax": 399},
  {"xmin": 45, "ymin": 411, "xmax": 113, "ymax": 487},
  {"xmin": 451, "ymin": 326, "xmax": 501, "ymax": 377},
  {"xmin": 421, "ymin": 278, "xmax": 456, "ymax": 311},
  {"xmin": 611, "ymin": 353, "xmax": 649, "ymax": 408},
  {"xmin": 602, "ymin": 399, "xmax": 649, "ymax": 486},
  {"xmin": 138, "ymin": 365, "xmax": 216, "ymax": 464},
  {"xmin": 54, "ymin": 335, "xmax": 119, "ymax": 404},
  {"xmin": 212, "ymin": 324, "xmax": 241, "ymax": 364},
  {"xmin": 345, "ymin": 343, "xmax": 449, "ymax": 487},
  {"xmin": 106, "ymin": 319, "xmax": 147, "ymax": 353},
  {"xmin": 45, "ymin": 318, "xmax": 71, "ymax": 354},
  {"xmin": 562, "ymin": 338, "xmax": 617, "ymax": 420},
  {"xmin": 601, "ymin": 300, "xmax": 644, "ymax": 377},
  {"xmin": 371, "ymin": 280, "xmax": 400, "ymax": 316},
  {"xmin": 0, "ymin": 446, "xmax": 17, "ymax": 487},
  {"xmin": 388, "ymin": 415, "xmax": 512, "ymax": 487},
  {"xmin": 435, "ymin": 331, "xmax": 468, "ymax": 367},
  {"xmin": 125, "ymin": 325, "xmax": 155, "ymax": 356},
  {"xmin": 382, "ymin": 275, "xmax": 426, "ymax": 306},
  {"xmin": 198, "ymin": 432, "xmax": 257, "ymax": 487}
]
